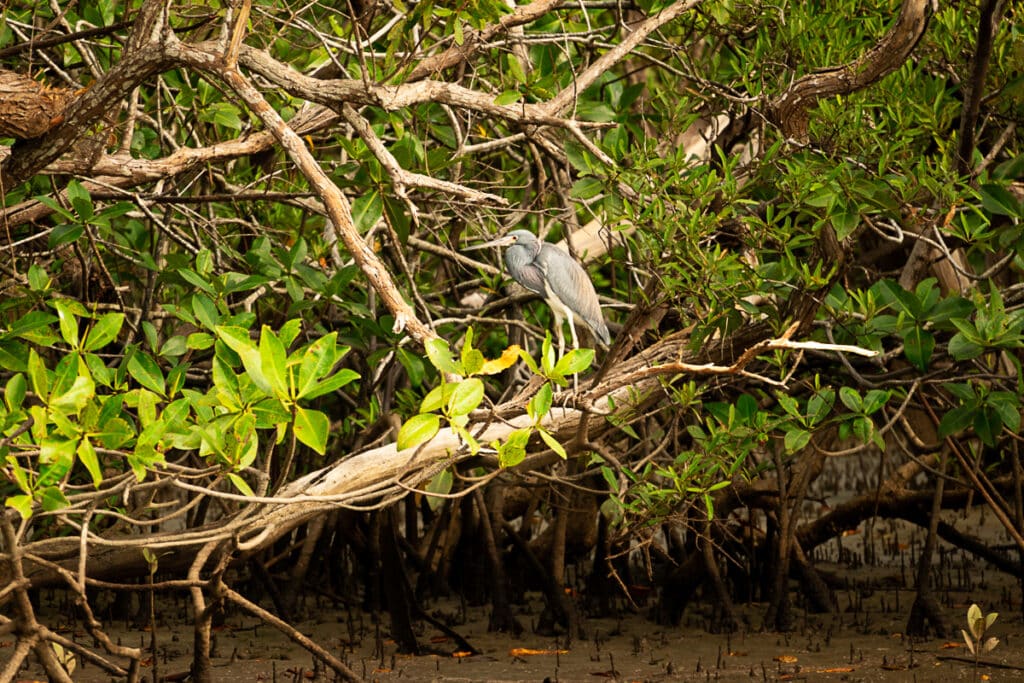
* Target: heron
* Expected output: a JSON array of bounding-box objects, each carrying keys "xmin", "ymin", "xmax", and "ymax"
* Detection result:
[{"xmin": 465, "ymin": 229, "xmax": 611, "ymax": 356}]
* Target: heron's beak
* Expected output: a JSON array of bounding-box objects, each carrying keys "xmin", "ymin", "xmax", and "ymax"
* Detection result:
[{"xmin": 463, "ymin": 234, "xmax": 515, "ymax": 251}]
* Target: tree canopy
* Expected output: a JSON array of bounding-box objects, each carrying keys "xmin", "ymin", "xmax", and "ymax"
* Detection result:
[{"xmin": 0, "ymin": 0, "xmax": 1022, "ymax": 680}]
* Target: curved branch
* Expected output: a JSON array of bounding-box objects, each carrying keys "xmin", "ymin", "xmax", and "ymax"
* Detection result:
[{"xmin": 767, "ymin": 0, "xmax": 932, "ymax": 141}]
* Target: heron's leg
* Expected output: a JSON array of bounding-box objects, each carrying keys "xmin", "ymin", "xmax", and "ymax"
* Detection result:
[
  {"xmin": 567, "ymin": 312, "xmax": 580, "ymax": 350},
  {"xmin": 566, "ymin": 312, "xmax": 580, "ymax": 392},
  {"xmin": 553, "ymin": 311, "xmax": 566, "ymax": 358}
]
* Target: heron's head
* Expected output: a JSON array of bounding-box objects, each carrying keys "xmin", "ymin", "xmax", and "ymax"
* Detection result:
[{"xmin": 464, "ymin": 229, "xmax": 535, "ymax": 252}]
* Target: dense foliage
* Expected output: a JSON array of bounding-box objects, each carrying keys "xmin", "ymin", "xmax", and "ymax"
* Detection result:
[{"xmin": 0, "ymin": 0, "xmax": 1021, "ymax": 679}]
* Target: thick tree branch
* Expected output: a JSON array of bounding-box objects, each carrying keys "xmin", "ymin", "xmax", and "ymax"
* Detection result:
[
  {"xmin": 0, "ymin": 0, "xmax": 172, "ymax": 189},
  {"xmin": 767, "ymin": 0, "xmax": 932, "ymax": 141}
]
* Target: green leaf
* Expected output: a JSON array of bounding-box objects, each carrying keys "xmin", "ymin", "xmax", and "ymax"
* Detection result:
[
  {"xmin": 528, "ymin": 382, "xmax": 553, "ymax": 421},
  {"xmin": 4, "ymin": 373, "xmax": 26, "ymax": 411},
  {"xmin": 258, "ymin": 325, "xmax": 289, "ymax": 397},
  {"xmin": 127, "ymin": 351, "xmax": 166, "ymax": 396},
  {"xmin": 192, "ymin": 294, "xmax": 220, "ymax": 329},
  {"xmin": 517, "ymin": 347, "xmax": 540, "ymax": 375},
  {"xmin": 397, "ymin": 413, "xmax": 440, "ymax": 450},
  {"xmin": 6, "ymin": 310, "xmax": 58, "ymax": 343},
  {"xmin": 538, "ymin": 428, "xmax": 567, "ymax": 459},
  {"xmin": 53, "ymin": 300, "xmax": 80, "ymax": 348},
  {"xmin": 77, "ymin": 438, "xmax": 102, "ymax": 487},
  {"xmin": 425, "ymin": 338, "xmax": 462, "ymax": 375},
  {"xmin": 293, "ymin": 406, "xmax": 329, "ymax": 455},
  {"xmin": 979, "ymin": 184, "xmax": 1021, "ymax": 217},
  {"xmin": 84, "ymin": 313, "xmax": 125, "ymax": 351},
  {"xmin": 227, "ymin": 472, "xmax": 255, "ymax": 496},
  {"xmin": 948, "ymin": 332, "xmax": 983, "ymax": 360},
  {"xmin": 852, "ymin": 416, "xmax": 874, "ymax": 445},
  {"xmin": 494, "ymin": 90, "xmax": 521, "ymax": 105},
  {"xmin": 177, "ymin": 268, "xmax": 216, "ymax": 294},
  {"xmin": 27, "ymin": 349, "xmax": 49, "ymax": 401},
  {"xmin": 570, "ymin": 177, "xmax": 604, "ymax": 200},
  {"xmin": 974, "ymin": 407, "xmax": 1002, "ymax": 447},
  {"xmin": 784, "ymin": 428, "xmax": 811, "ymax": 453},
  {"xmin": 447, "ymin": 378, "xmax": 484, "ymax": 417},
  {"xmin": 420, "ymin": 382, "xmax": 456, "ymax": 413},
  {"xmin": 861, "ymin": 389, "xmax": 890, "ymax": 415},
  {"xmin": 423, "ymin": 468, "xmax": 453, "ymax": 511},
  {"xmin": 777, "ymin": 393, "xmax": 802, "ymax": 418},
  {"xmin": 461, "ymin": 346, "xmax": 485, "ymax": 377},
  {"xmin": 302, "ymin": 368, "xmax": 359, "ymax": 400},
  {"xmin": 839, "ymin": 387, "xmax": 862, "ymax": 412},
  {"xmin": 903, "ymin": 326, "xmax": 934, "ymax": 371},
  {"xmin": 187, "ymin": 332, "xmax": 215, "ymax": 350},
  {"xmin": 554, "ymin": 348, "xmax": 595, "ymax": 376},
  {"xmin": 988, "ymin": 392, "xmax": 1021, "ymax": 433},
  {"xmin": 5, "ymin": 494, "xmax": 33, "ymax": 520},
  {"xmin": 497, "ymin": 428, "xmax": 531, "ymax": 468},
  {"xmin": 66, "ymin": 179, "xmax": 93, "ymax": 220},
  {"xmin": 351, "ymin": 191, "xmax": 383, "ymax": 233},
  {"xmin": 39, "ymin": 438, "xmax": 76, "ymax": 487},
  {"xmin": 216, "ymin": 326, "xmax": 272, "ymax": 395},
  {"xmin": 26, "ymin": 264, "xmax": 50, "ymax": 292},
  {"xmin": 51, "ymin": 374, "xmax": 95, "ymax": 414},
  {"xmin": 39, "ymin": 486, "xmax": 70, "ymax": 513}
]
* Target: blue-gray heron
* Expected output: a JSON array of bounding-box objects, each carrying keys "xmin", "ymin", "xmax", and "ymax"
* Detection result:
[{"xmin": 466, "ymin": 229, "xmax": 611, "ymax": 355}]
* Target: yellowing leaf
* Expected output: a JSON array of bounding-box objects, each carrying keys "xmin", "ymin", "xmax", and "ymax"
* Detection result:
[{"xmin": 478, "ymin": 345, "xmax": 521, "ymax": 375}]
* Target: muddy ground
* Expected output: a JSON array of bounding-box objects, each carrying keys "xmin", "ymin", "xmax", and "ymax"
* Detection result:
[{"xmin": 6, "ymin": 506, "xmax": 1023, "ymax": 683}]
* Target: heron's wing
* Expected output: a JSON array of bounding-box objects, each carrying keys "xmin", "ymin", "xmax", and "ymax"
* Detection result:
[
  {"xmin": 537, "ymin": 245, "xmax": 610, "ymax": 346},
  {"xmin": 504, "ymin": 250, "xmax": 547, "ymax": 296}
]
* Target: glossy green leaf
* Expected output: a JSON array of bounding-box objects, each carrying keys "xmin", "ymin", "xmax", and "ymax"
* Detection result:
[
  {"xmin": 293, "ymin": 406, "xmax": 329, "ymax": 455},
  {"xmin": 303, "ymin": 368, "xmax": 360, "ymax": 400},
  {"xmin": 53, "ymin": 300, "xmax": 80, "ymax": 348},
  {"xmin": 296, "ymin": 333, "xmax": 341, "ymax": 398},
  {"xmin": 127, "ymin": 351, "xmax": 166, "ymax": 396},
  {"xmin": 5, "ymin": 494, "xmax": 33, "ymax": 520},
  {"xmin": 554, "ymin": 348, "xmax": 595, "ymax": 376},
  {"xmin": 227, "ymin": 472, "xmax": 255, "ymax": 496},
  {"xmin": 27, "ymin": 349, "xmax": 49, "ymax": 401},
  {"xmin": 216, "ymin": 326, "xmax": 272, "ymax": 395},
  {"xmin": 84, "ymin": 313, "xmax": 125, "ymax": 351},
  {"xmin": 4, "ymin": 373, "xmax": 26, "ymax": 412},
  {"xmin": 259, "ymin": 325, "xmax": 288, "ymax": 397},
  {"xmin": 448, "ymin": 378, "xmax": 484, "ymax": 417},
  {"xmin": 51, "ymin": 375, "xmax": 95, "ymax": 414},
  {"xmin": 538, "ymin": 428, "xmax": 566, "ymax": 459},
  {"xmin": 77, "ymin": 437, "xmax": 102, "ymax": 487},
  {"xmin": 528, "ymin": 382, "xmax": 553, "ymax": 421},
  {"xmin": 425, "ymin": 338, "xmax": 462, "ymax": 375},
  {"xmin": 397, "ymin": 413, "xmax": 440, "ymax": 451},
  {"xmin": 784, "ymin": 428, "xmax": 811, "ymax": 453},
  {"xmin": 903, "ymin": 326, "xmax": 934, "ymax": 371}
]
